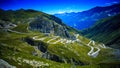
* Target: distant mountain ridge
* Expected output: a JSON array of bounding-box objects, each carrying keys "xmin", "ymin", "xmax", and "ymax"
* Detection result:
[{"xmin": 54, "ymin": 3, "xmax": 120, "ymax": 30}]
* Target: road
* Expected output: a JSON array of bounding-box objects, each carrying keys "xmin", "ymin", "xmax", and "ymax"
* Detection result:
[
  {"xmin": 7, "ymin": 29, "xmax": 26, "ymax": 34},
  {"xmin": 87, "ymin": 40, "xmax": 101, "ymax": 58},
  {"xmin": 52, "ymin": 39, "xmax": 62, "ymax": 44},
  {"xmin": 33, "ymin": 34, "xmax": 105, "ymax": 58},
  {"xmin": 99, "ymin": 44, "xmax": 106, "ymax": 48},
  {"xmin": 47, "ymin": 36, "xmax": 59, "ymax": 43},
  {"xmin": 91, "ymin": 47, "xmax": 100, "ymax": 58},
  {"xmin": 32, "ymin": 36, "xmax": 46, "ymax": 41}
]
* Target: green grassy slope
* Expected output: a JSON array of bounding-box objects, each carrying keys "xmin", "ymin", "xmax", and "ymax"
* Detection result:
[
  {"xmin": 0, "ymin": 9, "xmax": 80, "ymax": 39},
  {"xmin": 82, "ymin": 14, "xmax": 120, "ymax": 49},
  {"xmin": 0, "ymin": 9, "xmax": 120, "ymax": 68},
  {"xmin": 0, "ymin": 9, "xmax": 53, "ymax": 22},
  {"xmin": 0, "ymin": 25, "xmax": 118, "ymax": 68}
]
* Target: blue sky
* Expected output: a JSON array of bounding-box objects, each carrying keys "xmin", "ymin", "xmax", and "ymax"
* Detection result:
[{"xmin": 0, "ymin": 0, "xmax": 120, "ymax": 14}]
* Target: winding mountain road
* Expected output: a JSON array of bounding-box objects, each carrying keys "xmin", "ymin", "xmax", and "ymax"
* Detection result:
[
  {"xmin": 99, "ymin": 44, "xmax": 106, "ymax": 48},
  {"xmin": 87, "ymin": 45, "xmax": 94, "ymax": 56},
  {"xmin": 52, "ymin": 39, "xmax": 62, "ymax": 44},
  {"xmin": 33, "ymin": 33, "xmax": 106, "ymax": 58},
  {"xmin": 91, "ymin": 47, "xmax": 100, "ymax": 58},
  {"xmin": 32, "ymin": 36, "xmax": 47, "ymax": 41},
  {"xmin": 87, "ymin": 40, "xmax": 101, "ymax": 58},
  {"xmin": 47, "ymin": 36, "xmax": 59, "ymax": 43},
  {"xmin": 7, "ymin": 24, "xmax": 26, "ymax": 34},
  {"xmin": 7, "ymin": 29, "xmax": 26, "ymax": 34}
]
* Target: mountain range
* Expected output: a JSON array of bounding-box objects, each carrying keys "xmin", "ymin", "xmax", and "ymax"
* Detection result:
[
  {"xmin": 54, "ymin": 3, "xmax": 120, "ymax": 30},
  {"xmin": 0, "ymin": 5, "xmax": 120, "ymax": 68}
]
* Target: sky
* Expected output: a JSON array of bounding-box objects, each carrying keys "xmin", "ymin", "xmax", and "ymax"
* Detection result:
[{"xmin": 0, "ymin": 0, "xmax": 120, "ymax": 14}]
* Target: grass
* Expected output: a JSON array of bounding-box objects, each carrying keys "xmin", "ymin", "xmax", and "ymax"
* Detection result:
[
  {"xmin": 0, "ymin": 30, "xmax": 72, "ymax": 68},
  {"xmin": 12, "ymin": 23, "xmax": 29, "ymax": 33},
  {"xmin": 82, "ymin": 14, "xmax": 120, "ymax": 49},
  {"xmin": 0, "ymin": 21, "xmax": 119, "ymax": 68}
]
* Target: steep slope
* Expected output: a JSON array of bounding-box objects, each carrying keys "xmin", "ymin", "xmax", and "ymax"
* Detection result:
[
  {"xmin": 82, "ymin": 14, "xmax": 120, "ymax": 49},
  {"xmin": 0, "ymin": 9, "xmax": 78, "ymax": 39},
  {"xmin": 0, "ymin": 9, "xmax": 120, "ymax": 68},
  {"xmin": 54, "ymin": 3, "xmax": 120, "ymax": 30}
]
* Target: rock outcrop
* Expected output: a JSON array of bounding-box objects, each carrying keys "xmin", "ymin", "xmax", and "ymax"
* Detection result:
[
  {"xmin": 29, "ymin": 16, "xmax": 71, "ymax": 38},
  {"xmin": 0, "ymin": 59, "xmax": 16, "ymax": 68}
]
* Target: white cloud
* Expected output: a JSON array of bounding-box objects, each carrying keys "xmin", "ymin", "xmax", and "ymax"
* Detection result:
[
  {"xmin": 57, "ymin": 11, "xmax": 66, "ymax": 14},
  {"xmin": 106, "ymin": 1, "xmax": 119, "ymax": 6}
]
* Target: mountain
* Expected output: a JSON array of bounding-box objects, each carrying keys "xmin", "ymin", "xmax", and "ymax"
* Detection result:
[
  {"xmin": 81, "ymin": 14, "xmax": 120, "ymax": 49},
  {"xmin": 0, "ymin": 9, "xmax": 79, "ymax": 39},
  {"xmin": 54, "ymin": 3, "xmax": 120, "ymax": 30},
  {"xmin": 0, "ymin": 9, "xmax": 120, "ymax": 68}
]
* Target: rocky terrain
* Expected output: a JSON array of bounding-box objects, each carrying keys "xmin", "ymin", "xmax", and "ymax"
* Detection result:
[{"xmin": 0, "ymin": 9, "xmax": 120, "ymax": 68}]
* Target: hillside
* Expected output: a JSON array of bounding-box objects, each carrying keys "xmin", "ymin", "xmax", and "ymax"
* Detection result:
[
  {"xmin": 0, "ymin": 9, "xmax": 79, "ymax": 39},
  {"xmin": 81, "ymin": 14, "xmax": 120, "ymax": 49},
  {"xmin": 54, "ymin": 3, "xmax": 120, "ymax": 30},
  {"xmin": 0, "ymin": 9, "xmax": 120, "ymax": 68}
]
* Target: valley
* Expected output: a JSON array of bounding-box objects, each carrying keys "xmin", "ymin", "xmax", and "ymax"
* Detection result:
[
  {"xmin": 0, "ymin": 6, "xmax": 120, "ymax": 68},
  {"xmin": 0, "ymin": 24, "xmax": 117, "ymax": 68}
]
